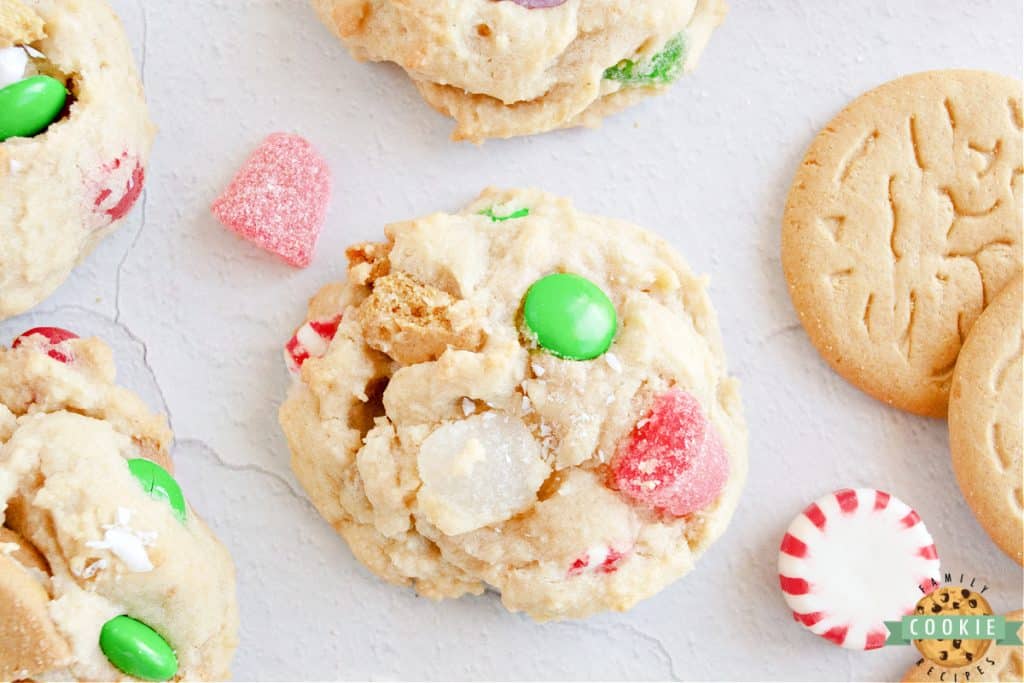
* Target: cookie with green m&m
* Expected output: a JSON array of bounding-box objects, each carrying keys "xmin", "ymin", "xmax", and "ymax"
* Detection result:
[
  {"xmin": 280, "ymin": 187, "xmax": 746, "ymax": 620},
  {"xmin": 311, "ymin": 0, "xmax": 726, "ymax": 141},
  {"xmin": 0, "ymin": 331, "xmax": 237, "ymax": 681}
]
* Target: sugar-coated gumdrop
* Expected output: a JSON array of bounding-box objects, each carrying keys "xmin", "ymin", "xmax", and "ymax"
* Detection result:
[
  {"xmin": 284, "ymin": 315, "xmax": 342, "ymax": 374},
  {"xmin": 506, "ymin": 0, "xmax": 567, "ymax": 8},
  {"xmin": 603, "ymin": 33, "xmax": 687, "ymax": 85},
  {"xmin": 211, "ymin": 133, "xmax": 331, "ymax": 268},
  {"xmin": 610, "ymin": 389, "xmax": 729, "ymax": 517},
  {"xmin": 12, "ymin": 327, "xmax": 79, "ymax": 364},
  {"xmin": 418, "ymin": 412, "xmax": 550, "ymax": 535}
]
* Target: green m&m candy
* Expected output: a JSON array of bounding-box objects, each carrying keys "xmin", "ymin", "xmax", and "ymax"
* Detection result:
[
  {"xmin": 603, "ymin": 33, "xmax": 687, "ymax": 86},
  {"xmin": 100, "ymin": 616, "xmax": 178, "ymax": 682},
  {"xmin": 523, "ymin": 273, "xmax": 617, "ymax": 360},
  {"xmin": 0, "ymin": 75, "xmax": 67, "ymax": 142},
  {"xmin": 128, "ymin": 459, "xmax": 187, "ymax": 523}
]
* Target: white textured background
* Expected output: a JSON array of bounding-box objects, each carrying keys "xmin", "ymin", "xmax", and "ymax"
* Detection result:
[{"xmin": 2, "ymin": 1, "xmax": 1022, "ymax": 680}]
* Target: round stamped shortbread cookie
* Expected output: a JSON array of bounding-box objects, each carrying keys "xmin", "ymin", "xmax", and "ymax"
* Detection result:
[
  {"xmin": 782, "ymin": 70, "xmax": 1023, "ymax": 417},
  {"xmin": 279, "ymin": 187, "xmax": 747, "ymax": 620},
  {"xmin": 949, "ymin": 273, "xmax": 1023, "ymax": 565},
  {"xmin": 778, "ymin": 488, "xmax": 941, "ymax": 650},
  {"xmin": 903, "ymin": 610, "xmax": 1023, "ymax": 682}
]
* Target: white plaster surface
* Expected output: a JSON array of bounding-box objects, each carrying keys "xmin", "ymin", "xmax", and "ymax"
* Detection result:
[{"xmin": 2, "ymin": 1, "xmax": 1022, "ymax": 680}]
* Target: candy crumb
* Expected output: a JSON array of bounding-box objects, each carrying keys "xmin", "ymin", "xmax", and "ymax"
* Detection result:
[{"xmin": 605, "ymin": 353, "xmax": 623, "ymax": 373}]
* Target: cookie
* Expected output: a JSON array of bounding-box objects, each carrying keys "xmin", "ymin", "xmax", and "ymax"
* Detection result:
[
  {"xmin": 949, "ymin": 273, "xmax": 1023, "ymax": 565},
  {"xmin": 0, "ymin": 527, "xmax": 71, "ymax": 679},
  {"xmin": 782, "ymin": 70, "xmax": 1023, "ymax": 417},
  {"xmin": 0, "ymin": 0, "xmax": 155, "ymax": 321},
  {"xmin": 279, "ymin": 187, "xmax": 747, "ymax": 620},
  {"xmin": 311, "ymin": 0, "xmax": 726, "ymax": 142},
  {"xmin": 913, "ymin": 587, "xmax": 993, "ymax": 668},
  {"xmin": 0, "ymin": 329, "xmax": 238, "ymax": 681},
  {"xmin": 903, "ymin": 610, "xmax": 1023, "ymax": 682}
]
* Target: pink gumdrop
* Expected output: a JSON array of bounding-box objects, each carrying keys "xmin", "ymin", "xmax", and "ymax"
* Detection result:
[
  {"xmin": 211, "ymin": 133, "xmax": 331, "ymax": 268},
  {"xmin": 610, "ymin": 389, "xmax": 729, "ymax": 517},
  {"xmin": 12, "ymin": 327, "xmax": 79, "ymax": 364},
  {"xmin": 506, "ymin": 0, "xmax": 567, "ymax": 7}
]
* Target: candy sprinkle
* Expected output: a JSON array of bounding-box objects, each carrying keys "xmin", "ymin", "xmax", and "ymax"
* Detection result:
[{"xmin": 211, "ymin": 133, "xmax": 331, "ymax": 268}]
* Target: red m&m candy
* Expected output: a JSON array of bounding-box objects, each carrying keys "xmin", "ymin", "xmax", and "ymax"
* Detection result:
[{"xmin": 12, "ymin": 327, "xmax": 79, "ymax": 364}]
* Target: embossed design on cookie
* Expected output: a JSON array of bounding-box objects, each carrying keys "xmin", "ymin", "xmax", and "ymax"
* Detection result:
[
  {"xmin": 949, "ymin": 273, "xmax": 1023, "ymax": 565},
  {"xmin": 783, "ymin": 71, "xmax": 1023, "ymax": 417}
]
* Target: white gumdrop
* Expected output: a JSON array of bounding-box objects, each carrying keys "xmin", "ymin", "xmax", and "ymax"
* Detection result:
[
  {"xmin": 0, "ymin": 47, "xmax": 29, "ymax": 90},
  {"xmin": 417, "ymin": 412, "xmax": 550, "ymax": 536}
]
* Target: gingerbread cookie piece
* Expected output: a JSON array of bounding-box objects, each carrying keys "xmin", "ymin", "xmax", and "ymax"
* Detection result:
[
  {"xmin": 0, "ymin": 328, "xmax": 239, "ymax": 681},
  {"xmin": 280, "ymin": 187, "xmax": 747, "ymax": 620},
  {"xmin": 311, "ymin": 0, "xmax": 726, "ymax": 142},
  {"xmin": 782, "ymin": 71, "xmax": 1023, "ymax": 417},
  {"xmin": 0, "ymin": 0, "xmax": 155, "ymax": 320},
  {"xmin": 949, "ymin": 274, "xmax": 1023, "ymax": 565},
  {"xmin": 913, "ymin": 587, "xmax": 993, "ymax": 668},
  {"xmin": 903, "ymin": 609, "xmax": 1024, "ymax": 682}
]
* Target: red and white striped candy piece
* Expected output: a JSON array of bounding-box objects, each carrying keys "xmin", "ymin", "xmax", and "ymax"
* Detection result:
[
  {"xmin": 567, "ymin": 545, "xmax": 629, "ymax": 578},
  {"xmin": 12, "ymin": 327, "xmax": 79, "ymax": 364},
  {"xmin": 284, "ymin": 315, "xmax": 342, "ymax": 375},
  {"xmin": 778, "ymin": 488, "xmax": 940, "ymax": 650}
]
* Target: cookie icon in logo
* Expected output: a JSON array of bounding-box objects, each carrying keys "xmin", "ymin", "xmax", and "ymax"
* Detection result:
[{"xmin": 913, "ymin": 587, "xmax": 993, "ymax": 667}]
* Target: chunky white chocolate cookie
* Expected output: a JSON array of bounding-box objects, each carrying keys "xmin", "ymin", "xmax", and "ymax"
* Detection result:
[
  {"xmin": 279, "ymin": 188, "xmax": 747, "ymax": 620},
  {"xmin": 0, "ymin": 328, "xmax": 238, "ymax": 681},
  {"xmin": 311, "ymin": 0, "xmax": 726, "ymax": 142},
  {"xmin": 0, "ymin": 0, "xmax": 155, "ymax": 320}
]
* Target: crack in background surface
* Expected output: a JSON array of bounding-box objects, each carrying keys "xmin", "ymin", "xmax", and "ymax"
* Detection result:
[{"xmin": 180, "ymin": 436, "xmax": 309, "ymax": 504}]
